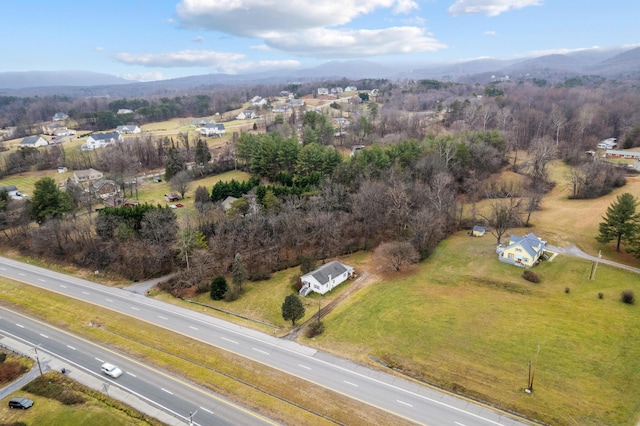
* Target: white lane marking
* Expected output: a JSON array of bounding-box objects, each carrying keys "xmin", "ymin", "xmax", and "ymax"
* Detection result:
[
  {"xmin": 67, "ymin": 345, "xmax": 76, "ymax": 350},
  {"xmin": 297, "ymin": 364, "xmax": 311, "ymax": 370},
  {"xmin": 161, "ymin": 388, "xmax": 173, "ymax": 395},
  {"xmin": 221, "ymin": 337, "xmax": 238, "ymax": 344},
  {"xmin": 95, "ymin": 357, "xmax": 104, "ymax": 363},
  {"xmin": 158, "ymin": 316, "xmax": 168, "ymax": 320},
  {"xmin": 343, "ymin": 380, "xmax": 359, "ymax": 387},
  {"xmin": 189, "ymin": 326, "xmax": 198, "ymax": 330},
  {"xmin": 397, "ymin": 400, "xmax": 413, "ymax": 407},
  {"xmin": 82, "ymin": 291, "xmax": 90, "ymax": 295},
  {"xmin": 39, "ymin": 334, "xmax": 49, "ymax": 339},
  {"xmin": 455, "ymin": 422, "xmax": 467, "ymax": 426},
  {"xmin": 200, "ymin": 407, "xmax": 213, "ymax": 414},
  {"xmin": 126, "ymin": 372, "xmax": 137, "ymax": 377},
  {"xmin": 15, "ymin": 323, "xmax": 24, "ymax": 328},
  {"xmin": 252, "ymin": 348, "xmax": 269, "ymax": 355},
  {"xmin": 131, "ymin": 307, "xmax": 140, "ymax": 311},
  {"xmin": 38, "ymin": 278, "xmax": 45, "ymax": 282},
  {"xmin": 18, "ymin": 273, "xmax": 25, "ymax": 276},
  {"xmin": 59, "ymin": 284, "xmax": 67, "ymax": 288},
  {"xmin": 105, "ymin": 298, "xmax": 113, "ymax": 303}
]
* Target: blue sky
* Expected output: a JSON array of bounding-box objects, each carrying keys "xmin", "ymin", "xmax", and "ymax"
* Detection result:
[{"xmin": 3, "ymin": 0, "xmax": 638, "ymax": 81}]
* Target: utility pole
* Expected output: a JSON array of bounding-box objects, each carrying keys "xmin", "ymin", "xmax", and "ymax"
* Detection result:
[
  {"xmin": 188, "ymin": 410, "xmax": 198, "ymax": 426},
  {"xmin": 590, "ymin": 250, "xmax": 602, "ymax": 280},
  {"xmin": 34, "ymin": 346, "xmax": 45, "ymax": 387},
  {"xmin": 526, "ymin": 344, "xmax": 541, "ymax": 393}
]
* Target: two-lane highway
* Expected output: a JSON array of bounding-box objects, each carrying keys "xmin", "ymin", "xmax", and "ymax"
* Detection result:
[{"xmin": 0, "ymin": 256, "xmax": 529, "ymax": 426}]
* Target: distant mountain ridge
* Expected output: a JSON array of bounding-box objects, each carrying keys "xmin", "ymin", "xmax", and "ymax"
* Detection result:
[{"xmin": 1, "ymin": 46, "xmax": 639, "ymax": 96}]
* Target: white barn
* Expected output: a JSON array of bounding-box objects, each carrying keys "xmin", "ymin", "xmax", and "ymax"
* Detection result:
[{"xmin": 299, "ymin": 261, "xmax": 354, "ymax": 296}]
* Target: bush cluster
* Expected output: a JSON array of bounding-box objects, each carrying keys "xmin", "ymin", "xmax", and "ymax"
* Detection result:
[
  {"xmin": 306, "ymin": 321, "xmax": 325, "ymax": 338},
  {"xmin": 621, "ymin": 290, "xmax": 635, "ymax": 304},
  {"xmin": 522, "ymin": 270, "xmax": 540, "ymax": 283}
]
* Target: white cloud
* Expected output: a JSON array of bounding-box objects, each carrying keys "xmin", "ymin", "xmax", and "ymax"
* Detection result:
[
  {"xmin": 250, "ymin": 44, "xmax": 271, "ymax": 51},
  {"xmin": 120, "ymin": 72, "xmax": 166, "ymax": 82},
  {"xmin": 113, "ymin": 49, "xmax": 245, "ymax": 67},
  {"xmin": 176, "ymin": 0, "xmax": 419, "ymax": 36},
  {"xmin": 94, "ymin": 46, "xmax": 105, "ymax": 52},
  {"xmin": 265, "ymin": 27, "xmax": 446, "ymax": 57},
  {"xmin": 484, "ymin": 30, "xmax": 497, "ymax": 36},
  {"xmin": 193, "ymin": 35, "xmax": 204, "ymax": 42},
  {"xmin": 448, "ymin": 0, "xmax": 541, "ymax": 17}
]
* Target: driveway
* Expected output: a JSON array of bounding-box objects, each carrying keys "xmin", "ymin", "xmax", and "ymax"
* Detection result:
[{"xmin": 547, "ymin": 244, "xmax": 640, "ymax": 274}]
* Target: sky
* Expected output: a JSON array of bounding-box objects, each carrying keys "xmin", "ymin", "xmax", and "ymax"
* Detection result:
[{"xmin": 2, "ymin": 0, "xmax": 638, "ymax": 82}]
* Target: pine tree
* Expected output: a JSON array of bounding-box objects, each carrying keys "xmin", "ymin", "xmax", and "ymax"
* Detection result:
[
  {"xmin": 282, "ymin": 293, "xmax": 305, "ymax": 325},
  {"xmin": 596, "ymin": 193, "xmax": 640, "ymax": 251},
  {"xmin": 210, "ymin": 276, "xmax": 228, "ymax": 300}
]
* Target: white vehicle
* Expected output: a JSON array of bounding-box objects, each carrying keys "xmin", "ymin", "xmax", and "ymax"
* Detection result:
[{"xmin": 101, "ymin": 362, "xmax": 123, "ymax": 378}]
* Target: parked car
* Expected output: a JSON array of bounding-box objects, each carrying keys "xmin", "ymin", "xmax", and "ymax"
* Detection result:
[
  {"xmin": 175, "ymin": 203, "xmax": 184, "ymax": 208},
  {"xmin": 100, "ymin": 362, "xmax": 123, "ymax": 378},
  {"xmin": 8, "ymin": 397, "xmax": 33, "ymax": 409}
]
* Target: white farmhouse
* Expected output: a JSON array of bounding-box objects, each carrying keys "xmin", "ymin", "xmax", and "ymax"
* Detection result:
[{"xmin": 299, "ymin": 261, "xmax": 354, "ymax": 296}]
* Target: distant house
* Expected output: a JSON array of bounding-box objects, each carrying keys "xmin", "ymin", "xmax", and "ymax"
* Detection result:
[
  {"xmin": 350, "ymin": 145, "xmax": 365, "ymax": 156},
  {"xmin": 73, "ymin": 168, "xmax": 104, "ymax": 184},
  {"xmin": 0, "ymin": 185, "xmax": 27, "ymax": 200},
  {"xmin": 472, "ymin": 225, "xmax": 486, "ymax": 237},
  {"xmin": 272, "ymin": 104, "xmax": 291, "ymax": 113},
  {"xmin": 250, "ymin": 96, "xmax": 268, "ymax": 107},
  {"xmin": 117, "ymin": 109, "xmax": 134, "ymax": 115},
  {"xmin": 83, "ymin": 131, "xmax": 123, "ymax": 150},
  {"xmin": 19, "ymin": 135, "xmax": 48, "ymax": 148},
  {"xmin": 597, "ymin": 138, "xmax": 617, "ymax": 149},
  {"xmin": 330, "ymin": 87, "xmax": 343, "ymax": 94},
  {"xmin": 191, "ymin": 118, "xmax": 216, "ymax": 127},
  {"xmin": 221, "ymin": 196, "xmax": 238, "ymax": 211},
  {"xmin": 57, "ymin": 166, "xmax": 68, "ymax": 173},
  {"xmin": 115, "ymin": 125, "xmax": 141, "ymax": 134},
  {"xmin": 299, "ymin": 261, "xmax": 354, "ymax": 296},
  {"xmin": 236, "ymin": 111, "xmax": 256, "ymax": 120},
  {"xmin": 317, "ymin": 88, "xmax": 329, "ymax": 95},
  {"xmin": 496, "ymin": 233, "xmax": 546, "ymax": 268},
  {"xmin": 290, "ymin": 99, "xmax": 305, "ymax": 107},
  {"xmin": 42, "ymin": 122, "xmax": 66, "ymax": 135},
  {"xmin": 604, "ymin": 149, "xmax": 640, "ymax": 160},
  {"xmin": 197, "ymin": 123, "xmax": 226, "ymax": 137},
  {"xmin": 165, "ymin": 193, "xmax": 180, "ymax": 202},
  {"xmin": 344, "ymin": 86, "xmax": 357, "ymax": 92},
  {"xmin": 52, "ymin": 112, "xmax": 69, "ymax": 121},
  {"xmin": 92, "ymin": 179, "xmax": 120, "ymax": 199}
]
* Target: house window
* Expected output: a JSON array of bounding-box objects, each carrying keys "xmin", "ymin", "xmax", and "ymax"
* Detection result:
[
  {"xmin": 515, "ymin": 248, "xmax": 522, "ymax": 252},
  {"xmin": 508, "ymin": 253, "xmax": 514, "ymax": 260},
  {"xmin": 523, "ymin": 258, "xmax": 529, "ymax": 263}
]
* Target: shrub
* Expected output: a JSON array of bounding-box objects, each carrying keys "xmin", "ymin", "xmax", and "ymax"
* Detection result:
[
  {"xmin": 621, "ymin": 290, "xmax": 635, "ymax": 304},
  {"xmin": 306, "ymin": 321, "xmax": 325, "ymax": 338},
  {"xmin": 598, "ymin": 292, "xmax": 604, "ymax": 299},
  {"xmin": 0, "ymin": 361, "xmax": 24, "ymax": 383},
  {"xmin": 224, "ymin": 284, "xmax": 242, "ymax": 302},
  {"xmin": 565, "ymin": 287, "xmax": 570, "ymax": 294},
  {"xmin": 0, "ymin": 353, "xmax": 6, "ymax": 363},
  {"xmin": 210, "ymin": 276, "xmax": 228, "ymax": 300},
  {"xmin": 522, "ymin": 270, "xmax": 540, "ymax": 283}
]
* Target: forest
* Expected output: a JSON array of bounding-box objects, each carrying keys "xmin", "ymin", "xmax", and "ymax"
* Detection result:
[{"xmin": 1, "ymin": 73, "xmax": 640, "ymax": 297}]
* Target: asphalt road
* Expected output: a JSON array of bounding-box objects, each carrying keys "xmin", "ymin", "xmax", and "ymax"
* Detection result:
[
  {"xmin": 0, "ymin": 256, "xmax": 529, "ymax": 426},
  {"xmin": 0, "ymin": 307, "xmax": 274, "ymax": 426}
]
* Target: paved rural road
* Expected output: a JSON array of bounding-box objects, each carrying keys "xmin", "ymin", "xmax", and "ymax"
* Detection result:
[
  {"xmin": 546, "ymin": 244, "xmax": 640, "ymax": 274},
  {"xmin": 0, "ymin": 307, "xmax": 273, "ymax": 426},
  {"xmin": 0, "ymin": 256, "xmax": 529, "ymax": 426}
]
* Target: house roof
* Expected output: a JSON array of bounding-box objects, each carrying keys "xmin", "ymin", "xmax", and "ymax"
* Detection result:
[
  {"xmin": 473, "ymin": 225, "xmax": 485, "ymax": 232},
  {"xmin": 0, "ymin": 185, "xmax": 18, "ymax": 193},
  {"xmin": 20, "ymin": 135, "xmax": 45, "ymax": 145},
  {"xmin": 305, "ymin": 261, "xmax": 350, "ymax": 286},
  {"xmin": 90, "ymin": 131, "xmax": 120, "ymax": 141},
  {"xmin": 508, "ymin": 233, "xmax": 545, "ymax": 258}
]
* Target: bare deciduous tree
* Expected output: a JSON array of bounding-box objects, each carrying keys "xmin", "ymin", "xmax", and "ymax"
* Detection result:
[
  {"xmin": 170, "ymin": 170, "xmax": 192, "ymax": 199},
  {"xmin": 374, "ymin": 241, "xmax": 419, "ymax": 272}
]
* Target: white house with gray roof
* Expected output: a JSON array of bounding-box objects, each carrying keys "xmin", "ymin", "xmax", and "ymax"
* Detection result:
[
  {"xmin": 19, "ymin": 135, "xmax": 48, "ymax": 148},
  {"xmin": 82, "ymin": 132, "xmax": 123, "ymax": 150},
  {"xmin": 299, "ymin": 261, "xmax": 354, "ymax": 296}
]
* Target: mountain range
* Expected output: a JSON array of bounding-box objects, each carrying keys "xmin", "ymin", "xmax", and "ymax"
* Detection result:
[{"xmin": 2, "ymin": 46, "xmax": 639, "ymax": 97}]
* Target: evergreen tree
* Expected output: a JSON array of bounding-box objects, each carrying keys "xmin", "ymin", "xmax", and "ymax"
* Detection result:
[
  {"xmin": 210, "ymin": 276, "xmax": 228, "ymax": 300},
  {"xmin": 232, "ymin": 253, "xmax": 247, "ymax": 289},
  {"xmin": 194, "ymin": 138, "xmax": 211, "ymax": 167},
  {"xmin": 30, "ymin": 177, "xmax": 75, "ymax": 224},
  {"xmin": 282, "ymin": 293, "xmax": 306, "ymax": 325},
  {"xmin": 596, "ymin": 193, "xmax": 640, "ymax": 251}
]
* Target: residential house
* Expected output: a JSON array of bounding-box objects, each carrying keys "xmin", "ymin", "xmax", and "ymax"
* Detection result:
[
  {"xmin": 197, "ymin": 123, "xmax": 226, "ymax": 137},
  {"xmin": 344, "ymin": 86, "xmax": 357, "ymax": 92},
  {"xmin": 191, "ymin": 118, "xmax": 216, "ymax": 127},
  {"xmin": 471, "ymin": 225, "xmax": 486, "ymax": 237},
  {"xmin": 597, "ymin": 138, "xmax": 617, "ymax": 149},
  {"xmin": 272, "ymin": 105, "xmax": 291, "ymax": 113},
  {"xmin": 251, "ymin": 96, "xmax": 268, "ymax": 107},
  {"xmin": 115, "ymin": 125, "xmax": 141, "ymax": 134},
  {"xmin": 221, "ymin": 196, "xmax": 238, "ymax": 211},
  {"xmin": 117, "ymin": 109, "xmax": 134, "ymax": 114},
  {"xmin": 290, "ymin": 99, "xmax": 305, "ymax": 107},
  {"xmin": 42, "ymin": 122, "xmax": 66, "ymax": 135},
  {"xmin": 317, "ymin": 88, "xmax": 329, "ymax": 95},
  {"xmin": 604, "ymin": 149, "xmax": 640, "ymax": 160},
  {"xmin": 92, "ymin": 179, "xmax": 120, "ymax": 199},
  {"xmin": 330, "ymin": 87, "xmax": 343, "ymax": 94},
  {"xmin": 165, "ymin": 193, "xmax": 180, "ymax": 202},
  {"xmin": 299, "ymin": 261, "xmax": 354, "ymax": 296},
  {"xmin": 57, "ymin": 166, "xmax": 68, "ymax": 173},
  {"xmin": 350, "ymin": 145, "xmax": 365, "ymax": 156},
  {"xmin": 19, "ymin": 135, "xmax": 48, "ymax": 148},
  {"xmin": 52, "ymin": 112, "xmax": 69, "ymax": 121},
  {"xmin": 496, "ymin": 233, "xmax": 546, "ymax": 267},
  {"xmin": 236, "ymin": 111, "xmax": 256, "ymax": 120},
  {"xmin": 82, "ymin": 131, "xmax": 123, "ymax": 150},
  {"xmin": 0, "ymin": 185, "xmax": 28, "ymax": 200},
  {"xmin": 73, "ymin": 168, "xmax": 104, "ymax": 184}
]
